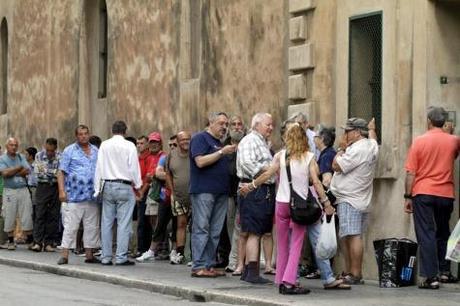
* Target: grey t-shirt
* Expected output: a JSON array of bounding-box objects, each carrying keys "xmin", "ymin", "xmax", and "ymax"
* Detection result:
[
  {"xmin": 167, "ymin": 149, "xmax": 191, "ymax": 205},
  {"xmin": 330, "ymin": 138, "xmax": 379, "ymax": 211},
  {"xmin": 0, "ymin": 153, "xmax": 29, "ymax": 189}
]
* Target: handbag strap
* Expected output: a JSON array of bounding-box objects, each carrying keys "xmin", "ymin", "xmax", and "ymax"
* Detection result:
[{"xmin": 285, "ymin": 151, "xmax": 295, "ymax": 198}]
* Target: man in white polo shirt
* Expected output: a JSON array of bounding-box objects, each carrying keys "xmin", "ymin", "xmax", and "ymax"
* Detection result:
[{"xmin": 330, "ymin": 117, "xmax": 378, "ymax": 285}]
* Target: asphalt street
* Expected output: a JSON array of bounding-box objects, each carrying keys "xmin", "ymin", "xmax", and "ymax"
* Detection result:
[{"xmin": 0, "ymin": 265, "xmax": 240, "ymax": 306}]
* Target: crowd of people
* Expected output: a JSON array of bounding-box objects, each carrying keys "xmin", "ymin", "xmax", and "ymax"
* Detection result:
[{"xmin": 0, "ymin": 106, "xmax": 457, "ymax": 294}]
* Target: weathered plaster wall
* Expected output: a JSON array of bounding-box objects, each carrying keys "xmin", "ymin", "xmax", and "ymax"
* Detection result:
[
  {"xmin": 108, "ymin": 0, "xmax": 181, "ymax": 139},
  {"xmin": 7, "ymin": 1, "xmax": 80, "ymax": 148},
  {"xmin": 200, "ymin": 0, "xmax": 287, "ymax": 132}
]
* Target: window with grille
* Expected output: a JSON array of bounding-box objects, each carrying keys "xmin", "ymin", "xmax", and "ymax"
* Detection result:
[
  {"xmin": 348, "ymin": 13, "xmax": 382, "ymax": 142},
  {"xmin": 98, "ymin": 0, "xmax": 108, "ymax": 99}
]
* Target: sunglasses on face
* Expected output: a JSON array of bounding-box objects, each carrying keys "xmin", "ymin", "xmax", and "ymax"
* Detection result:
[{"xmin": 169, "ymin": 143, "xmax": 178, "ymax": 148}]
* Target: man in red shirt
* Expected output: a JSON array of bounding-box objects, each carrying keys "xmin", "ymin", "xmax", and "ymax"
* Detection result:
[
  {"xmin": 136, "ymin": 133, "xmax": 165, "ymax": 255},
  {"xmin": 404, "ymin": 106, "xmax": 460, "ymax": 289}
]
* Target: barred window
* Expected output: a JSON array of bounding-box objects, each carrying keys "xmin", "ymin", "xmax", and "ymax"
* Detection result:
[
  {"xmin": 98, "ymin": 0, "xmax": 108, "ymax": 99},
  {"xmin": 0, "ymin": 18, "xmax": 7, "ymax": 114},
  {"xmin": 348, "ymin": 13, "xmax": 382, "ymax": 141}
]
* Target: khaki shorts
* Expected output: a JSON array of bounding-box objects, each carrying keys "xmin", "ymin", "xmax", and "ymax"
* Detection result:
[
  {"xmin": 171, "ymin": 199, "xmax": 190, "ymax": 217},
  {"xmin": 145, "ymin": 197, "xmax": 159, "ymax": 216},
  {"xmin": 2, "ymin": 188, "xmax": 33, "ymax": 232}
]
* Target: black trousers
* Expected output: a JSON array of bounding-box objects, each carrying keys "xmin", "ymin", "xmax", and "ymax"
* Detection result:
[
  {"xmin": 152, "ymin": 200, "xmax": 173, "ymax": 244},
  {"xmin": 33, "ymin": 183, "xmax": 60, "ymax": 245},
  {"xmin": 137, "ymin": 191, "xmax": 152, "ymax": 253},
  {"xmin": 413, "ymin": 194, "xmax": 454, "ymax": 278}
]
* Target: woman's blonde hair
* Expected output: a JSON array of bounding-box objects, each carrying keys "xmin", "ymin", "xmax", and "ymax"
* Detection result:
[{"xmin": 285, "ymin": 124, "xmax": 309, "ymax": 160}]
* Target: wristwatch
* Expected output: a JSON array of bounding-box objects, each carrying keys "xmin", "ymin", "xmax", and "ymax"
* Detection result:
[{"xmin": 403, "ymin": 193, "xmax": 412, "ymax": 199}]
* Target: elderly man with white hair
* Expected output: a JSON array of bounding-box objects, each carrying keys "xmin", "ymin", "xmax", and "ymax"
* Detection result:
[
  {"xmin": 0, "ymin": 137, "xmax": 33, "ymax": 250},
  {"xmin": 236, "ymin": 112, "xmax": 276, "ymax": 284}
]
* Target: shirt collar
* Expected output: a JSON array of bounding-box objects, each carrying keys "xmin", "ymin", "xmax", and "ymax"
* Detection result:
[
  {"xmin": 427, "ymin": 127, "xmax": 444, "ymax": 134},
  {"xmin": 251, "ymin": 130, "xmax": 267, "ymax": 143}
]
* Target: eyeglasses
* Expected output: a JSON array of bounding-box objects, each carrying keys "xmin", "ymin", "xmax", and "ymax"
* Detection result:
[{"xmin": 169, "ymin": 143, "xmax": 178, "ymax": 148}]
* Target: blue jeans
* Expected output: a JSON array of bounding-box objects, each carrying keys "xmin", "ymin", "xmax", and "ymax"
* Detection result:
[
  {"xmin": 307, "ymin": 222, "xmax": 336, "ymax": 285},
  {"xmin": 191, "ymin": 193, "xmax": 228, "ymax": 270},
  {"xmin": 101, "ymin": 182, "xmax": 136, "ymax": 264}
]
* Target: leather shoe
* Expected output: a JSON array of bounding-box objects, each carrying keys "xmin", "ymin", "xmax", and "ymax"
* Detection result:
[{"xmin": 115, "ymin": 260, "xmax": 135, "ymax": 266}]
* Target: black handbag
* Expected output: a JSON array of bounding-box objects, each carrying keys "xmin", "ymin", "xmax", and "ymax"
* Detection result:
[{"xmin": 285, "ymin": 152, "xmax": 322, "ymax": 225}]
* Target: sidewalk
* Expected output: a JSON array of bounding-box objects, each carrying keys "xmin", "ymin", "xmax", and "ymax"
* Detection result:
[{"xmin": 0, "ymin": 246, "xmax": 459, "ymax": 306}]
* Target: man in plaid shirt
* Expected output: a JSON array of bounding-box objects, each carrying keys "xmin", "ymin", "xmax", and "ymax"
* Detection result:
[{"xmin": 237, "ymin": 112, "xmax": 275, "ymax": 284}]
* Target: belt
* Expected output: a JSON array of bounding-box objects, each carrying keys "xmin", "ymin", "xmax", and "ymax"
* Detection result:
[
  {"xmin": 38, "ymin": 182, "xmax": 58, "ymax": 186},
  {"xmin": 105, "ymin": 179, "xmax": 132, "ymax": 185}
]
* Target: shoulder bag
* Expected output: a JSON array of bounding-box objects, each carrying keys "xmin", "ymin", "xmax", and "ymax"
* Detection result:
[{"xmin": 285, "ymin": 152, "xmax": 322, "ymax": 225}]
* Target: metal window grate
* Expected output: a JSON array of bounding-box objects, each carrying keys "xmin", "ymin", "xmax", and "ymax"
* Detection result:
[{"xmin": 348, "ymin": 13, "xmax": 382, "ymax": 142}]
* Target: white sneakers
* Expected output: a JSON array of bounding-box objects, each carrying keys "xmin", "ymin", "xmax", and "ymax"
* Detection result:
[
  {"xmin": 169, "ymin": 249, "xmax": 184, "ymax": 265},
  {"xmin": 136, "ymin": 249, "xmax": 155, "ymax": 262}
]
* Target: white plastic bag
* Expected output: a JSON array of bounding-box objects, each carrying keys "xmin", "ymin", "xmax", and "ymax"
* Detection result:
[
  {"xmin": 315, "ymin": 213, "xmax": 337, "ymax": 260},
  {"xmin": 446, "ymin": 219, "xmax": 460, "ymax": 263}
]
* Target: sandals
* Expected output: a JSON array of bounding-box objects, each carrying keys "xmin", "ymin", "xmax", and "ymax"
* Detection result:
[
  {"xmin": 263, "ymin": 269, "xmax": 276, "ymax": 275},
  {"xmin": 342, "ymin": 273, "xmax": 365, "ymax": 285},
  {"xmin": 324, "ymin": 279, "xmax": 352, "ymax": 290},
  {"xmin": 440, "ymin": 273, "xmax": 458, "ymax": 284},
  {"xmin": 279, "ymin": 284, "xmax": 311, "ymax": 295},
  {"xmin": 191, "ymin": 269, "xmax": 217, "ymax": 278},
  {"xmin": 232, "ymin": 270, "xmax": 243, "ymax": 276},
  {"xmin": 419, "ymin": 277, "xmax": 440, "ymax": 289}
]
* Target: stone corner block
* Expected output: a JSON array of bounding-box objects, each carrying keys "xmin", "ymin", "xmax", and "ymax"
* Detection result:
[
  {"xmin": 289, "ymin": 16, "xmax": 307, "ymax": 42},
  {"xmin": 288, "ymin": 74, "xmax": 307, "ymax": 100},
  {"xmin": 287, "ymin": 101, "xmax": 317, "ymax": 124},
  {"xmin": 288, "ymin": 43, "xmax": 314, "ymax": 71},
  {"xmin": 289, "ymin": 0, "xmax": 315, "ymax": 14}
]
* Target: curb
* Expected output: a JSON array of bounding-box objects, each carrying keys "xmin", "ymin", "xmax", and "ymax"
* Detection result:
[{"xmin": 0, "ymin": 257, "xmax": 287, "ymax": 306}]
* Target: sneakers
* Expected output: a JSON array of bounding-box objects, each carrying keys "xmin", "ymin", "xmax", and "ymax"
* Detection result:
[
  {"xmin": 170, "ymin": 250, "xmax": 184, "ymax": 265},
  {"xmin": 7, "ymin": 242, "xmax": 16, "ymax": 251},
  {"xmin": 136, "ymin": 249, "xmax": 155, "ymax": 262}
]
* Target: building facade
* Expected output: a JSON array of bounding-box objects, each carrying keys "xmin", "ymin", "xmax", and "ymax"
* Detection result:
[{"xmin": 0, "ymin": 0, "xmax": 458, "ymax": 279}]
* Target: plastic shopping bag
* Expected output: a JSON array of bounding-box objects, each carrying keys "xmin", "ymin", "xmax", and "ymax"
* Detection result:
[
  {"xmin": 373, "ymin": 238, "xmax": 417, "ymax": 287},
  {"xmin": 446, "ymin": 219, "xmax": 460, "ymax": 262},
  {"xmin": 315, "ymin": 214, "xmax": 337, "ymax": 260}
]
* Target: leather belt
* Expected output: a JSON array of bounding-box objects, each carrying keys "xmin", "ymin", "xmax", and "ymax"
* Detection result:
[{"xmin": 105, "ymin": 179, "xmax": 132, "ymax": 185}]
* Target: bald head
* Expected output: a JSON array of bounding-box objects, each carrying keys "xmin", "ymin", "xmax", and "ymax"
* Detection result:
[{"xmin": 176, "ymin": 130, "xmax": 191, "ymax": 153}]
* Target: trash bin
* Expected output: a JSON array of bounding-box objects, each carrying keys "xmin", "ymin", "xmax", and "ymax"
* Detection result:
[{"xmin": 373, "ymin": 238, "xmax": 418, "ymax": 288}]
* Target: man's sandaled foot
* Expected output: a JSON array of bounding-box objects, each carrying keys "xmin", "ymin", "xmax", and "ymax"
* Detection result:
[
  {"xmin": 191, "ymin": 269, "xmax": 217, "ymax": 278},
  {"xmin": 439, "ymin": 273, "xmax": 458, "ymax": 283},
  {"xmin": 57, "ymin": 257, "xmax": 68, "ymax": 265},
  {"xmin": 419, "ymin": 277, "xmax": 440, "ymax": 289},
  {"xmin": 324, "ymin": 279, "xmax": 352, "ymax": 290}
]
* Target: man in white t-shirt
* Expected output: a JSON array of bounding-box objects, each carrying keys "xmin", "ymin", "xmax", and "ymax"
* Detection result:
[{"xmin": 330, "ymin": 117, "xmax": 378, "ymax": 285}]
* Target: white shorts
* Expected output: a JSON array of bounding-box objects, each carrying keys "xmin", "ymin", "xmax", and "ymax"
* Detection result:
[
  {"xmin": 61, "ymin": 201, "xmax": 100, "ymax": 249},
  {"xmin": 2, "ymin": 188, "xmax": 33, "ymax": 232}
]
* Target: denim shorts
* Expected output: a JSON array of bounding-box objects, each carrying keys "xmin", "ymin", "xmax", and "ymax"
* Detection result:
[
  {"xmin": 337, "ymin": 202, "xmax": 368, "ymax": 238},
  {"xmin": 238, "ymin": 184, "xmax": 275, "ymax": 235}
]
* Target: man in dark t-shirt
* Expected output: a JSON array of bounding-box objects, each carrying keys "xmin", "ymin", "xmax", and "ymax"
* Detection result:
[{"xmin": 189, "ymin": 112, "xmax": 236, "ymax": 277}]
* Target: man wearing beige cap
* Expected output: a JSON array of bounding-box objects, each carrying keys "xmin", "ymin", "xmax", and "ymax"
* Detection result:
[{"xmin": 330, "ymin": 117, "xmax": 378, "ymax": 285}]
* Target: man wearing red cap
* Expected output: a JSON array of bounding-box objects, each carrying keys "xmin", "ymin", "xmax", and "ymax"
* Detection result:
[{"xmin": 136, "ymin": 131, "xmax": 167, "ymax": 262}]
